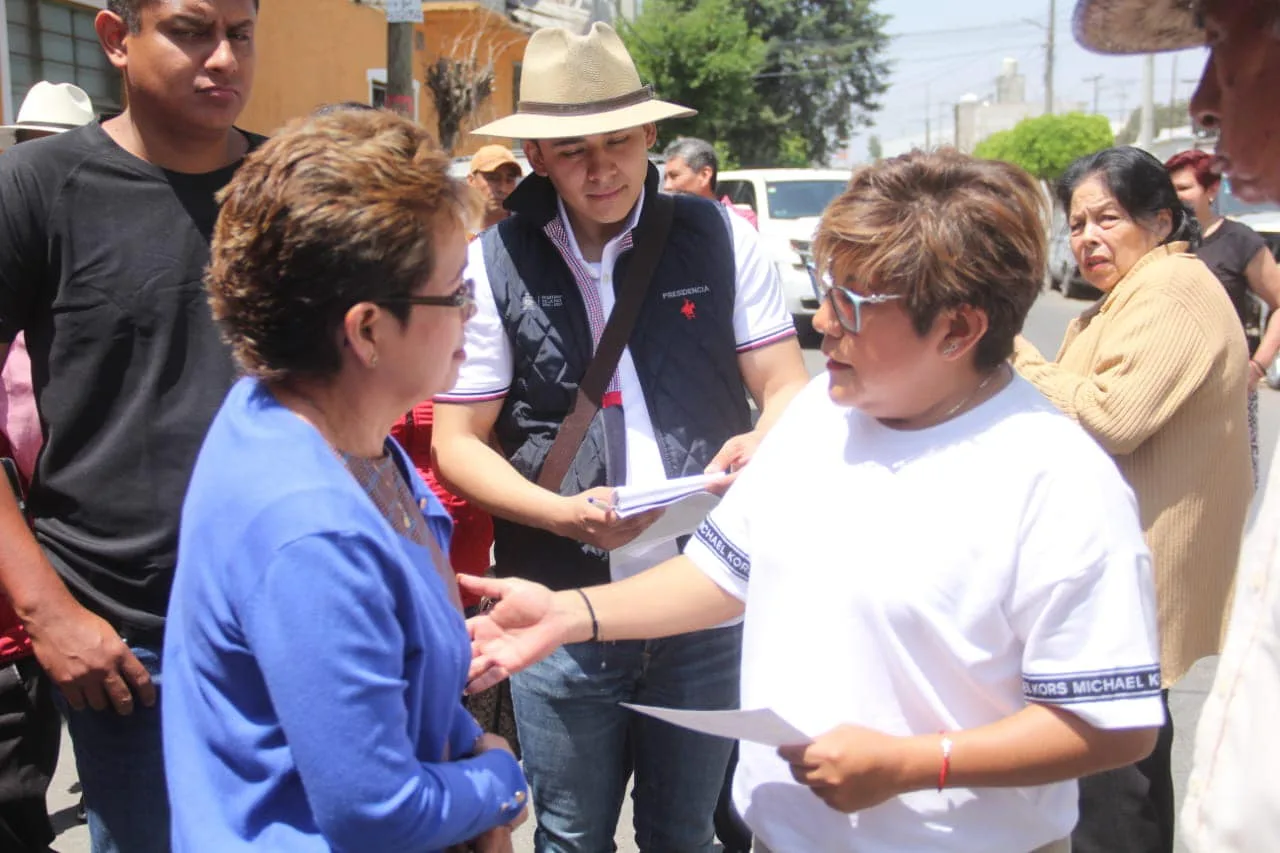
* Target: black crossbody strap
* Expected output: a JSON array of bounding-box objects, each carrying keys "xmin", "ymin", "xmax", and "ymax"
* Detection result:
[{"xmin": 536, "ymin": 193, "xmax": 676, "ymax": 491}]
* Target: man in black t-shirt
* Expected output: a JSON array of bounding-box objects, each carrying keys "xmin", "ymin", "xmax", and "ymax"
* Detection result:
[{"xmin": 0, "ymin": 2, "xmax": 259, "ymax": 851}]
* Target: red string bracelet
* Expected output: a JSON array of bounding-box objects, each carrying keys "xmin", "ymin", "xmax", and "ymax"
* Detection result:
[{"xmin": 937, "ymin": 733, "xmax": 954, "ymax": 792}]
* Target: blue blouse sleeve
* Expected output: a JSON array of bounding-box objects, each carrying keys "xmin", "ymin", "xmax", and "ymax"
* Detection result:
[{"xmin": 241, "ymin": 530, "xmax": 526, "ymax": 851}]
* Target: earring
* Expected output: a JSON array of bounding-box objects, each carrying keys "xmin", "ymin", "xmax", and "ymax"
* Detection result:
[
  {"xmin": 370, "ymin": 353, "xmax": 379, "ymax": 368},
  {"xmin": 942, "ymin": 343, "xmax": 959, "ymax": 356}
]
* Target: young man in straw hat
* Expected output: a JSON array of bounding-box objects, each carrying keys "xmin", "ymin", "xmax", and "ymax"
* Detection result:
[
  {"xmin": 0, "ymin": 2, "xmax": 261, "ymax": 850},
  {"xmin": 1069, "ymin": 7, "xmax": 1280, "ymax": 853},
  {"xmin": 434, "ymin": 21, "xmax": 808, "ymax": 852},
  {"xmin": 0, "ymin": 79, "xmax": 94, "ymax": 853}
]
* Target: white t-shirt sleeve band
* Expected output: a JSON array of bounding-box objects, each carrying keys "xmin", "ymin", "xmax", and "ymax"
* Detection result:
[
  {"xmin": 434, "ymin": 387, "xmax": 510, "ymax": 404},
  {"xmin": 737, "ymin": 325, "xmax": 798, "ymax": 353},
  {"xmin": 1023, "ymin": 664, "xmax": 1162, "ymax": 705},
  {"xmin": 694, "ymin": 517, "xmax": 752, "ymax": 582},
  {"xmin": 685, "ymin": 516, "xmax": 751, "ymax": 602}
]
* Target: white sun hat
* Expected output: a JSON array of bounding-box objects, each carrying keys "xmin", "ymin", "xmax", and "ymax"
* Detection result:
[
  {"xmin": 1, "ymin": 81, "xmax": 96, "ymax": 147},
  {"xmin": 472, "ymin": 22, "xmax": 695, "ymax": 140}
]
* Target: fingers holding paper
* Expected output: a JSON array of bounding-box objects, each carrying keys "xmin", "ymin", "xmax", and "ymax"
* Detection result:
[
  {"xmin": 778, "ymin": 724, "xmax": 911, "ymax": 814},
  {"xmin": 704, "ymin": 431, "xmax": 761, "ymax": 495},
  {"xmin": 560, "ymin": 487, "xmax": 665, "ymax": 551}
]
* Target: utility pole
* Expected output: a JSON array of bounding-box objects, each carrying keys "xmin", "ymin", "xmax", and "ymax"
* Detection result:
[
  {"xmin": 1138, "ymin": 53, "xmax": 1156, "ymax": 148},
  {"xmin": 924, "ymin": 83, "xmax": 931, "ymax": 149},
  {"xmin": 384, "ymin": 0, "xmax": 421, "ymax": 119},
  {"xmin": 1084, "ymin": 74, "xmax": 1104, "ymax": 115},
  {"xmin": 1169, "ymin": 53, "xmax": 1179, "ymax": 134},
  {"xmin": 1044, "ymin": 0, "xmax": 1056, "ymax": 115}
]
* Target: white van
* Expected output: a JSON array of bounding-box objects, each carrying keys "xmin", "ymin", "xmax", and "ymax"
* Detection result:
[{"xmin": 715, "ymin": 168, "xmax": 850, "ymax": 331}]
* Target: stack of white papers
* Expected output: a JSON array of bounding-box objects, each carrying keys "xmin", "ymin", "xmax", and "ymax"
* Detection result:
[
  {"xmin": 609, "ymin": 473, "xmax": 726, "ymax": 553},
  {"xmin": 611, "ymin": 472, "xmax": 727, "ymax": 518}
]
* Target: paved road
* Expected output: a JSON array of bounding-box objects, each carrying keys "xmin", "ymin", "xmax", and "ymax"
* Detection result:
[{"xmin": 47, "ymin": 289, "xmax": 1265, "ymax": 852}]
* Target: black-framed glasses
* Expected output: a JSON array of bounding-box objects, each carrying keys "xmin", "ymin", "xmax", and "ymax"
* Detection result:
[
  {"xmin": 805, "ymin": 263, "xmax": 903, "ymax": 335},
  {"xmin": 382, "ymin": 278, "xmax": 477, "ymax": 317}
]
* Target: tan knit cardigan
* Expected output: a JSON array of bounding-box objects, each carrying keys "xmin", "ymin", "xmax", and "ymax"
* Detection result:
[{"xmin": 1013, "ymin": 243, "xmax": 1252, "ymax": 686}]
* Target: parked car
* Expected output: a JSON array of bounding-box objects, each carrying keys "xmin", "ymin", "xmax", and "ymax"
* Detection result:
[
  {"xmin": 716, "ymin": 168, "xmax": 851, "ymax": 334},
  {"xmin": 1046, "ymin": 223, "xmax": 1103, "ymax": 301}
]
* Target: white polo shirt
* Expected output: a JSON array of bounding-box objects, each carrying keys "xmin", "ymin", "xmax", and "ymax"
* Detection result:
[
  {"xmin": 684, "ymin": 374, "xmax": 1165, "ymax": 853},
  {"xmin": 439, "ymin": 189, "xmax": 795, "ymax": 581}
]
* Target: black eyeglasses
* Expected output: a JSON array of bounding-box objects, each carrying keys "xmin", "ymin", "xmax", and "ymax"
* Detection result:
[
  {"xmin": 382, "ymin": 278, "xmax": 477, "ymax": 317},
  {"xmin": 805, "ymin": 263, "xmax": 903, "ymax": 335}
]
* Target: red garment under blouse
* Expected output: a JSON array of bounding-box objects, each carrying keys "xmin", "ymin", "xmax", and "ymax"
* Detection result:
[{"xmin": 390, "ymin": 401, "xmax": 494, "ymax": 609}]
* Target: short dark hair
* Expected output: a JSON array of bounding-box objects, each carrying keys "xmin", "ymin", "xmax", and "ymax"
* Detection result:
[
  {"xmin": 813, "ymin": 149, "xmax": 1047, "ymax": 370},
  {"xmin": 108, "ymin": 0, "xmax": 260, "ymax": 33},
  {"xmin": 207, "ymin": 109, "xmax": 476, "ymax": 382},
  {"xmin": 1058, "ymin": 146, "xmax": 1201, "ymax": 249},
  {"xmin": 663, "ymin": 137, "xmax": 719, "ymax": 192}
]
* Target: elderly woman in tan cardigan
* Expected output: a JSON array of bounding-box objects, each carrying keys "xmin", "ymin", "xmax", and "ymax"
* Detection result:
[{"xmin": 1013, "ymin": 147, "xmax": 1251, "ymax": 853}]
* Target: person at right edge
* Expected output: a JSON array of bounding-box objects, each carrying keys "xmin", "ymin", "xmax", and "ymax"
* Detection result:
[
  {"xmin": 1013, "ymin": 145, "xmax": 1252, "ymax": 852},
  {"xmin": 1165, "ymin": 147, "xmax": 1280, "ymax": 483},
  {"xmin": 431, "ymin": 22, "xmax": 810, "ymax": 853},
  {"xmin": 1070, "ymin": 0, "xmax": 1280, "ymax": 849},
  {"xmin": 0, "ymin": 1, "xmax": 261, "ymax": 851}
]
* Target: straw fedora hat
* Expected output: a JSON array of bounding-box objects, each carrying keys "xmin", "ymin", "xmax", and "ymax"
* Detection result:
[
  {"xmin": 472, "ymin": 22, "xmax": 695, "ymax": 140},
  {"xmin": 1073, "ymin": 0, "xmax": 1203, "ymax": 54},
  {"xmin": 0, "ymin": 81, "xmax": 95, "ymax": 147}
]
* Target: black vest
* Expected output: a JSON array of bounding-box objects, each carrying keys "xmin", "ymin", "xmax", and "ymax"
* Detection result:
[{"xmin": 482, "ymin": 165, "xmax": 752, "ymax": 589}]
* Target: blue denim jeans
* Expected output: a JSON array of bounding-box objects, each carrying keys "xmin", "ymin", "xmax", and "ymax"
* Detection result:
[
  {"xmin": 511, "ymin": 623, "xmax": 742, "ymax": 853},
  {"xmin": 54, "ymin": 644, "xmax": 169, "ymax": 853}
]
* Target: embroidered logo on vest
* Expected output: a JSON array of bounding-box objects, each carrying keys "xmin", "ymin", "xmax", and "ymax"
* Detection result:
[
  {"xmin": 680, "ymin": 298, "xmax": 697, "ymax": 321},
  {"xmin": 662, "ymin": 285, "xmax": 711, "ymax": 300}
]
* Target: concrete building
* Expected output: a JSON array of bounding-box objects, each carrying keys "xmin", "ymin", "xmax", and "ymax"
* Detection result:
[
  {"xmin": 2, "ymin": 0, "xmax": 529, "ymax": 156},
  {"xmin": 953, "ymin": 58, "xmax": 1087, "ymax": 153}
]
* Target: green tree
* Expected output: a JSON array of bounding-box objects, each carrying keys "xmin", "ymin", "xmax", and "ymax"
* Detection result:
[
  {"xmin": 620, "ymin": 0, "xmax": 768, "ymax": 153},
  {"xmin": 867, "ymin": 134, "xmax": 882, "ymax": 162},
  {"xmin": 973, "ymin": 113, "xmax": 1114, "ymax": 181},
  {"xmin": 729, "ymin": 0, "xmax": 891, "ymax": 166}
]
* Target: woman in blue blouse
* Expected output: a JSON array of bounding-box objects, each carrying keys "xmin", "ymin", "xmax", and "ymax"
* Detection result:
[{"xmin": 162, "ymin": 108, "xmax": 527, "ymax": 852}]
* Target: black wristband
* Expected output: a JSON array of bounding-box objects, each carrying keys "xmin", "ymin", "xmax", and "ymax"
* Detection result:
[{"xmin": 575, "ymin": 588, "xmax": 600, "ymax": 642}]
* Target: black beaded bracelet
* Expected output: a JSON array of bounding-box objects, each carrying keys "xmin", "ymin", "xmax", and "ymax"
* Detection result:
[{"xmin": 576, "ymin": 588, "xmax": 600, "ymax": 642}]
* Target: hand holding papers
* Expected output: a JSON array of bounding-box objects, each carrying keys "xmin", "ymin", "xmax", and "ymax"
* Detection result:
[
  {"xmin": 608, "ymin": 472, "xmax": 726, "ymax": 554},
  {"xmin": 621, "ymin": 703, "xmax": 812, "ymax": 747}
]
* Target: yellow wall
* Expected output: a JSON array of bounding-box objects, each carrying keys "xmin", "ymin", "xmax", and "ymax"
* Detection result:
[
  {"xmin": 236, "ymin": 0, "xmax": 386, "ymax": 136},
  {"xmin": 238, "ymin": 0, "xmax": 528, "ymax": 156},
  {"xmin": 416, "ymin": 3, "xmax": 528, "ymax": 156}
]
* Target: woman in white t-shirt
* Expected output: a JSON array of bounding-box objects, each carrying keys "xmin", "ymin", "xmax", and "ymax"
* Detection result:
[{"xmin": 463, "ymin": 149, "xmax": 1164, "ymax": 853}]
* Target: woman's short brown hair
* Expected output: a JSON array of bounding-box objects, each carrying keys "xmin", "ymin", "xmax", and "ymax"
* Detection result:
[
  {"xmin": 812, "ymin": 149, "xmax": 1048, "ymax": 369},
  {"xmin": 207, "ymin": 109, "xmax": 475, "ymax": 381}
]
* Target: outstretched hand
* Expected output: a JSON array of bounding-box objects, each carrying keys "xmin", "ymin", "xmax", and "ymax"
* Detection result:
[{"xmin": 462, "ymin": 575, "xmax": 574, "ymax": 693}]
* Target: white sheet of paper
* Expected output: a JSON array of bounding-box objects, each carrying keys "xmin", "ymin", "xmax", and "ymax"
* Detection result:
[
  {"xmin": 621, "ymin": 703, "xmax": 812, "ymax": 748},
  {"xmin": 610, "ymin": 491, "xmax": 720, "ymax": 554}
]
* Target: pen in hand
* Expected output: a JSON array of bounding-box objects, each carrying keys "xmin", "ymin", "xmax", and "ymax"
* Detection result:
[{"xmin": 586, "ymin": 496, "xmax": 615, "ymax": 512}]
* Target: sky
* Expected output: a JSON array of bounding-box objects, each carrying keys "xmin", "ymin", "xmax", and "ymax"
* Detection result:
[{"xmin": 857, "ymin": 0, "xmax": 1208, "ymax": 157}]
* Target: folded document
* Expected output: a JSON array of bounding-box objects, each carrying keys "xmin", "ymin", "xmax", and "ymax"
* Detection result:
[{"xmin": 610, "ymin": 472, "xmax": 727, "ymax": 518}]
